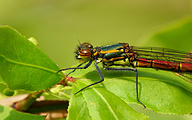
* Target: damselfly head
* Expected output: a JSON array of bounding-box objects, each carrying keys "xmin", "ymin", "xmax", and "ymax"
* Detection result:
[{"xmin": 75, "ymin": 42, "xmax": 93, "ymax": 61}]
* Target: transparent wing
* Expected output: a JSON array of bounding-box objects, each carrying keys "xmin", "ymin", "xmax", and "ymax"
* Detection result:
[
  {"xmin": 132, "ymin": 46, "xmax": 192, "ymax": 63},
  {"xmin": 132, "ymin": 46, "xmax": 192, "ymax": 80}
]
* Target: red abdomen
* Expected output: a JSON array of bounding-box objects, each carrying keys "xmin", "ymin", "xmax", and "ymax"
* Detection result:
[{"xmin": 136, "ymin": 58, "xmax": 192, "ymax": 72}]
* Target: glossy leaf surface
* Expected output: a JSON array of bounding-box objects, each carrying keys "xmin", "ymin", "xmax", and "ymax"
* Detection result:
[
  {"xmin": 67, "ymin": 79, "xmax": 149, "ymax": 120},
  {"xmin": 0, "ymin": 26, "xmax": 63, "ymax": 91},
  {"xmin": 0, "ymin": 105, "xmax": 45, "ymax": 120},
  {"xmin": 68, "ymin": 63, "xmax": 192, "ymax": 115}
]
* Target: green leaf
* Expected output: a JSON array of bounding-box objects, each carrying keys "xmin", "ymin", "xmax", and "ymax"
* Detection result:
[
  {"xmin": 0, "ymin": 105, "xmax": 45, "ymax": 120},
  {"xmin": 0, "ymin": 76, "xmax": 6, "ymax": 84},
  {"xmin": 103, "ymin": 68, "xmax": 192, "ymax": 114},
  {"xmin": 0, "ymin": 26, "xmax": 63, "ymax": 91},
  {"xmin": 67, "ymin": 63, "xmax": 192, "ymax": 114},
  {"xmin": 0, "ymin": 83, "xmax": 7, "ymax": 99},
  {"xmin": 3, "ymin": 88, "xmax": 15, "ymax": 96},
  {"xmin": 67, "ymin": 79, "xmax": 149, "ymax": 120}
]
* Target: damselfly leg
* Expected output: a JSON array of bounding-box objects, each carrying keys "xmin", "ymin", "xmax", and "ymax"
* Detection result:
[
  {"xmin": 105, "ymin": 67, "xmax": 146, "ymax": 108},
  {"xmin": 57, "ymin": 61, "xmax": 146, "ymax": 108},
  {"xmin": 66, "ymin": 63, "xmax": 84, "ymax": 77},
  {"xmin": 57, "ymin": 60, "xmax": 92, "ymax": 75},
  {"xmin": 74, "ymin": 62, "xmax": 104, "ymax": 95}
]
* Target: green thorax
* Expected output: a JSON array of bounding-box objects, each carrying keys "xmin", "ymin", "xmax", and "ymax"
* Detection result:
[
  {"xmin": 96, "ymin": 43, "xmax": 129, "ymax": 61},
  {"xmin": 99, "ymin": 43, "xmax": 127, "ymax": 51}
]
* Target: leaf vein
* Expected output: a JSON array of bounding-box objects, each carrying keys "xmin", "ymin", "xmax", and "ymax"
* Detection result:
[
  {"xmin": 0, "ymin": 54, "xmax": 58, "ymax": 74},
  {"xmin": 93, "ymin": 88, "xmax": 119, "ymax": 120}
]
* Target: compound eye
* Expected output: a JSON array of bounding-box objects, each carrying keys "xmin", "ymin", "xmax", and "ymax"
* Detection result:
[
  {"xmin": 88, "ymin": 44, "xmax": 93, "ymax": 48},
  {"xmin": 80, "ymin": 43, "xmax": 93, "ymax": 49},
  {"xmin": 79, "ymin": 49, "xmax": 91, "ymax": 57}
]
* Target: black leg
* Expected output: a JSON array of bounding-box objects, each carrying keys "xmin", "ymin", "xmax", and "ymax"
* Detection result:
[
  {"xmin": 66, "ymin": 63, "xmax": 84, "ymax": 77},
  {"xmin": 105, "ymin": 67, "xmax": 146, "ymax": 108},
  {"xmin": 74, "ymin": 62, "xmax": 104, "ymax": 95},
  {"xmin": 57, "ymin": 60, "xmax": 92, "ymax": 74}
]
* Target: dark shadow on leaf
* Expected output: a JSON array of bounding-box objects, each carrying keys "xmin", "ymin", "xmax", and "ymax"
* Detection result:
[
  {"xmin": 82, "ymin": 67, "xmax": 192, "ymax": 93},
  {"xmin": 83, "ymin": 67, "xmax": 178, "ymax": 82}
]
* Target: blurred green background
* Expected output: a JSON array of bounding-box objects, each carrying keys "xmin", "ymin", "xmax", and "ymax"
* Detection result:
[
  {"xmin": 1, "ymin": 0, "xmax": 192, "ymax": 119},
  {"xmin": 1, "ymin": 0, "xmax": 192, "ymax": 68}
]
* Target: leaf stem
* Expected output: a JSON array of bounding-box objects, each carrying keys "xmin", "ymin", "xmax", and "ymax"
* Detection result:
[{"xmin": 11, "ymin": 91, "xmax": 43, "ymax": 111}]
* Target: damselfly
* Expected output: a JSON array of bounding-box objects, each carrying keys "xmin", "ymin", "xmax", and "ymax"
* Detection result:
[{"xmin": 57, "ymin": 42, "xmax": 192, "ymax": 108}]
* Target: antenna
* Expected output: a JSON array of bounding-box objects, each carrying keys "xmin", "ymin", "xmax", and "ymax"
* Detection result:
[
  {"xmin": 72, "ymin": 32, "xmax": 81, "ymax": 45},
  {"xmin": 78, "ymin": 38, "xmax": 81, "ymax": 45}
]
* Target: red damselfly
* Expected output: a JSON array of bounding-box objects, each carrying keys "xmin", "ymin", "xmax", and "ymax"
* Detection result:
[{"xmin": 57, "ymin": 43, "xmax": 192, "ymax": 108}]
